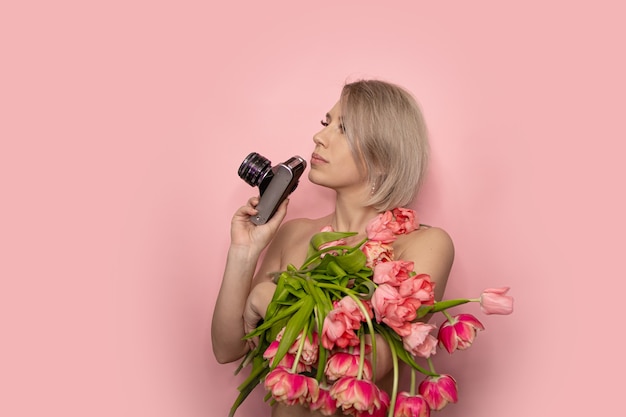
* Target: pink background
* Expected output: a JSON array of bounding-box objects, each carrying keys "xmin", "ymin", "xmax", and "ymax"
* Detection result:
[{"xmin": 2, "ymin": 1, "xmax": 624, "ymax": 416}]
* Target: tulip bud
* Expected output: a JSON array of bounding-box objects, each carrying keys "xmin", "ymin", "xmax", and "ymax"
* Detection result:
[{"xmin": 480, "ymin": 287, "xmax": 514, "ymax": 315}]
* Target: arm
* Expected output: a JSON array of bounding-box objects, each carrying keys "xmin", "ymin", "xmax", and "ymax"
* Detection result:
[
  {"xmin": 210, "ymin": 197, "xmax": 288, "ymax": 364},
  {"xmin": 372, "ymin": 226, "xmax": 455, "ymax": 381},
  {"xmin": 400, "ymin": 226, "xmax": 455, "ymax": 302}
]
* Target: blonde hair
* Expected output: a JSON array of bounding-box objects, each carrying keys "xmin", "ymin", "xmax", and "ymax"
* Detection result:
[{"xmin": 340, "ymin": 79, "xmax": 430, "ymax": 211}]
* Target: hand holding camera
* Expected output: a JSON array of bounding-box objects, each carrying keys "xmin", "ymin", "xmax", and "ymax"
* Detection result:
[{"xmin": 238, "ymin": 152, "xmax": 307, "ymax": 225}]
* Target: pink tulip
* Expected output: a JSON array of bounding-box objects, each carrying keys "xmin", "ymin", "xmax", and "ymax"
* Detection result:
[
  {"xmin": 325, "ymin": 352, "xmax": 373, "ymax": 382},
  {"xmin": 287, "ymin": 331, "xmax": 319, "ymax": 365},
  {"xmin": 263, "ymin": 340, "xmax": 280, "ymax": 360},
  {"xmin": 263, "ymin": 330, "xmax": 319, "ymax": 370},
  {"xmin": 263, "ymin": 341, "xmax": 310, "ymax": 373},
  {"xmin": 389, "ymin": 207, "xmax": 419, "ymax": 234},
  {"xmin": 412, "ymin": 334, "xmax": 438, "ymax": 359},
  {"xmin": 372, "ymin": 260, "xmax": 415, "ymax": 286},
  {"xmin": 366, "ymin": 211, "xmax": 397, "ymax": 243},
  {"xmin": 322, "ymin": 297, "xmax": 371, "ymax": 350},
  {"xmin": 371, "ymin": 284, "xmax": 422, "ymax": 336},
  {"xmin": 264, "ymin": 367, "xmax": 319, "ymax": 406},
  {"xmin": 357, "ymin": 389, "xmax": 389, "ymax": 416},
  {"xmin": 480, "ymin": 287, "xmax": 514, "ymax": 315},
  {"xmin": 337, "ymin": 296, "xmax": 373, "ymax": 322},
  {"xmin": 394, "ymin": 392, "xmax": 431, "ymax": 417},
  {"xmin": 418, "ymin": 374, "xmax": 458, "ymax": 411},
  {"xmin": 402, "ymin": 322, "xmax": 437, "ymax": 357},
  {"xmin": 438, "ymin": 313, "xmax": 485, "ymax": 354},
  {"xmin": 398, "ymin": 274, "xmax": 435, "ymax": 302},
  {"xmin": 362, "ymin": 240, "xmax": 394, "ymax": 268},
  {"xmin": 322, "ymin": 316, "xmax": 359, "ymax": 350},
  {"xmin": 330, "ymin": 376, "xmax": 388, "ymax": 416},
  {"xmin": 309, "ymin": 387, "xmax": 338, "ymax": 416}
]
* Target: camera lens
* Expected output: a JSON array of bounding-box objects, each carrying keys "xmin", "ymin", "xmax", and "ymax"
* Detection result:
[{"xmin": 238, "ymin": 152, "xmax": 273, "ymax": 187}]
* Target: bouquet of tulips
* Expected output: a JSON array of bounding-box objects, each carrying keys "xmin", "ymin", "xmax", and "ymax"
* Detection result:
[{"xmin": 230, "ymin": 208, "xmax": 513, "ymax": 417}]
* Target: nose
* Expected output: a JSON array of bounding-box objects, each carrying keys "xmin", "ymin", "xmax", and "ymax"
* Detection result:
[{"xmin": 313, "ymin": 130, "xmax": 327, "ymax": 148}]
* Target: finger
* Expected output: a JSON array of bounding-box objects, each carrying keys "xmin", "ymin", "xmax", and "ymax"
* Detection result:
[
  {"xmin": 247, "ymin": 196, "xmax": 260, "ymax": 208},
  {"xmin": 266, "ymin": 198, "xmax": 289, "ymax": 228},
  {"xmin": 235, "ymin": 197, "xmax": 260, "ymax": 218},
  {"xmin": 243, "ymin": 321, "xmax": 258, "ymax": 349},
  {"xmin": 243, "ymin": 322, "xmax": 260, "ymax": 349}
]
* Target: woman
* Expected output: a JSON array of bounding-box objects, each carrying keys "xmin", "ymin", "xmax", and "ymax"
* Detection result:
[{"xmin": 212, "ymin": 79, "xmax": 455, "ymax": 416}]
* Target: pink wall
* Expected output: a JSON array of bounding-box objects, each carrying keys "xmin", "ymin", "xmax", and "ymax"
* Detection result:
[{"xmin": 2, "ymin": 1, "xmax": 624, "ymax": 416}]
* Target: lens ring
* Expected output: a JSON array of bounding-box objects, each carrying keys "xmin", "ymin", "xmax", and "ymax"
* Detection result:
[{"xmin": 238, "ymin": 152, "xmax": 272, "ymax": 186}]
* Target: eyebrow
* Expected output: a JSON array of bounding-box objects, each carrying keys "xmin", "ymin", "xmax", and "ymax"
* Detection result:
[{"xmin": 326, "ymin": 113, "xmax": 344, "ymax": 122}]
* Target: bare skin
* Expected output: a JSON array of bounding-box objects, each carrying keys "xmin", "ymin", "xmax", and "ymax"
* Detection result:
[
  {"xmin": 211, "ymin": 100, "xmax": 455, "ymax": 416},
  {"xmin": 255, "ymin": 216, "xmax": 452, "ymax": 417}
]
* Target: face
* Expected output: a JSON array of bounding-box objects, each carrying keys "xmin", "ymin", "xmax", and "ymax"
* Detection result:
[{"xmin": 308, "ymin": 101, "xmax": 368, "ymax": 192}]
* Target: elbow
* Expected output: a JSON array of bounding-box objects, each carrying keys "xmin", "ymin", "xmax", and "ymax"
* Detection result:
[
  {"xmin": 213, "ymin": 352, "xmax": 234, "ymax": 365},
  {"xmin": 212, "ymin": 347, "xmax": 237, "ymax": 364},
  {"xmin": 212, "ymin": 339, "xmax": 246, "ymax": 364}
]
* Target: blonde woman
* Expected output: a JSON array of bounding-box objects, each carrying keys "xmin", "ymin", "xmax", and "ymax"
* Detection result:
[{"xmin": 212, "ymin": 79, "xmax": 454, "ymax": 417}]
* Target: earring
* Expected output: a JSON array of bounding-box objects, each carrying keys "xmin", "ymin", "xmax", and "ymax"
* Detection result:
[{"xmin": 370, "ymin": 182, "xmax": 376, "ymax": 195}]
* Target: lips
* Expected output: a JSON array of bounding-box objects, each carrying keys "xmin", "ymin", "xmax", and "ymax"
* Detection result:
[{"xmin": 311, "ymin": 153, "xmax": 328, "ymax": 164}]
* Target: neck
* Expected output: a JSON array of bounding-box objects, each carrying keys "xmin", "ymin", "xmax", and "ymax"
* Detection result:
[{"xmin": 330, "ymin": 193, "xmax": 380, "ymax": 233}]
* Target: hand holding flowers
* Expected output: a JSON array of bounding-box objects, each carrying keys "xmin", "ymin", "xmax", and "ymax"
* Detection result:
[{"xmin": 229, "ymin": 208, "xmax": 514, "ymax": 417}]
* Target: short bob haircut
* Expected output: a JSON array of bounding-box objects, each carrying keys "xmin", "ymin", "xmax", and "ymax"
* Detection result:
[{"xmin": 340, "ymin": 79, "xmax": 430, "ymax": 211}]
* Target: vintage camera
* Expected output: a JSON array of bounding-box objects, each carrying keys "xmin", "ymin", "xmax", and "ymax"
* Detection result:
[{"xmin": 238, "ymin": 152, "xmax": 307, "ymax": 225}]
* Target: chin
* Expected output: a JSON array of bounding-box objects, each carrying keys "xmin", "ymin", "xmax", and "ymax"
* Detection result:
[{"xmin": 307, "ymin": 171, "xmax": 321, "ymax": 184}]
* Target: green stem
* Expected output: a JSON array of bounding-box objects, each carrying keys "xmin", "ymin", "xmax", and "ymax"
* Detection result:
[
  {"xmin": 386, "ymin": 332, "xmax": 399, "ymax": 417},
  {"xmin": 312, "ymin": 305, "xmax": 325, "ymax": 381},
  {"xmin": 316, "ymin": 282, "xmax": 378, "ymax": 379},
  {"xmin": 410, "ymin": 368, "xmax": 417, "ymax": 396},
  {"xmin": 416, "ymin": 298, "xmax": 473, "ymax": 319},
  {"xmin": 427, "ymin": 358, "xmax": 436, "ymax": 374},
  {"xmin": 357, "ymin": 329, "xmax": 366, "ymax": 380},
  {"xmin": 291, "ymin": 319, "xmax": 310, "ymax": 373}
]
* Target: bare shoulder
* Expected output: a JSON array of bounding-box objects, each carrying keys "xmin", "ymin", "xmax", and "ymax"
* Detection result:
[
  {"xmin": 397, "ymin": 226, "xmax": 454, "ymax": 259},
  {"xmin": 263, "ymin": 215, "xmax": 334, "ymax": 270},
  {"xmin": 395, "ymin": 226, "xmax": 455, "ymax": 300},
  {"xmin": 273, "ymin": 215, "xmax": 333, "ymax": 245}
]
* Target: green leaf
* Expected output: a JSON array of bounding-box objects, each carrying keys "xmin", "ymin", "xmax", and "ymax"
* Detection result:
[
  {"xmin": 245, "ymin": 298, "xmax": 306, "ymax": 338},
  {"xmin": 375, "ymin": 324, "xmax": 436, "ymax": 377},
  {"xmin": 265, "ymin": 277, "xmax": 290, "ymax": 319},
  {"xmin": 339, "ymin": 276, "xmax": 351, "ymax": 288},
  {"xmin": 334, "ymin": 249, "xmax": 367, "ymax": 273},
  {"xmin": 312, "ymin": 283, "xmax": 333, "ymax": 314},
  {"xmin": 354, "ymin": 268, "xmax": 374, "ymax": 279},
  {"xmin": 229, "ymin": 358, "xmax": 270, "ymax": 417},
  {"xmin": 303, "ymin": 231, "xmax": 358, "ymax": 266},
  {"xmin": 271, "ymin": 295, "xmax": 315, "ymax": 369},
  {"xmin": 351, "ymin": 278, "xmax": 377, "ymax": 299},
  {"xmin": 310, "ymin": 231, "xmax": 357, "ymax": 251},
  {"xmin": 310, "ymin": 273, "xmax": 341, "ymax": 281},
  {"xmin": 266, "ymin": 315, "xmax": 289, "ymax": 344},
  {"xmin": 285, "ymin": 277, "xmax": 303, "ymax": 291},
  {"xmin": 327, "ymin": 260, "xmax": 347, "ymax": 278}
]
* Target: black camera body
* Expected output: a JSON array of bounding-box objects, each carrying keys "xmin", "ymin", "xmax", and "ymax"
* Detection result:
[{"xmin": 238, "ymin": 152, "xmax": 307, "ymax": 225}]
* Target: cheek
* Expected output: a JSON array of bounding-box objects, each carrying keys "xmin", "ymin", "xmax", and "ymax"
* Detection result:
[
  {"xmin": 340, "ymin": 148, "xmax": 365, "ymax": 176},
  {"xmin": 349, "ymin": 159, "xmax": 368, "ymax": 181}
]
